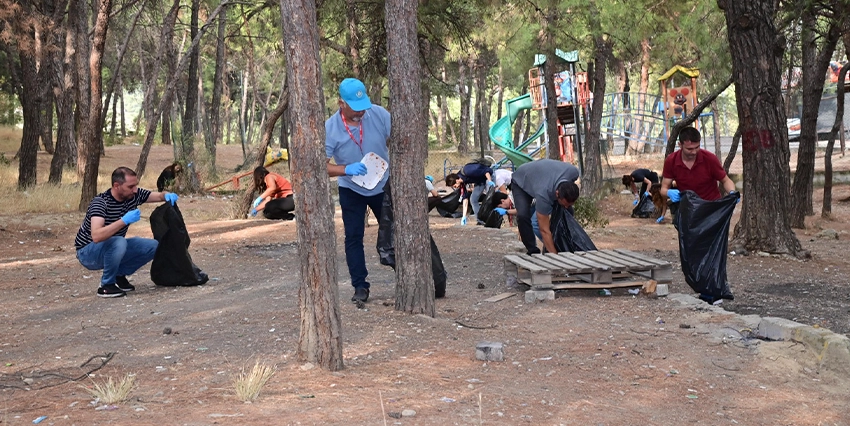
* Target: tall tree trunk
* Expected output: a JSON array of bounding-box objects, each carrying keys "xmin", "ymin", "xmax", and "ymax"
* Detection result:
[
  {"xmin": 180, "ymin": 0, "xmax": 201, "ymax": 191},
  {"xmin": 278, "ymin": 0, "xmax": 343, "ymax": 371},
  {"xmin": 458, "ymin": 60, "xmax": 470, "ymax": 154},
  {"xmin": 18, "ymin": 50, "xmax": 41, "ymax": 189},
  {"xmin": 789, "ymin": 9, "xmax": 840, "ymax": 227},
  {"xmin": 109, "ymin": 75, "xmax": 119, "ymax": 141},
  {"xmin": 208, "ymin": 2, "xmax": 228, "ymax": 173},
  {"xmin": 581, "ymin": 1, "xmax": 609, "ymax": 195},
  {"xmin": 49, "ymin": 18, "xmax": 77, "ymax": 184},
  {"xmin": 346, "ymin": 0, "xmax": 361, "ymax": 78},
  {"xmin": 386, "ymin": 0, "xmax": 434, "ymax": 315},
  {"xmin": 542, "ymin": 1, "xmax": 559, "ymax": 160},
  {"xmin": 73, "ymin": 0, "xmax": 92, "ymax": 181},
  {"xmin": 78, "ymin": 0, "xmax": 113, "ymax": 210},
  {"xmin": 822, "ymin": 63, "xmax": 849, "ymax": 218},
  {"xmin": 719, "ymin": 0, "xmax": 805, "ymax": 257}
]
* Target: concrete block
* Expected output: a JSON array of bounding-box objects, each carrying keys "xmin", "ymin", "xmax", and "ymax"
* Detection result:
[
  {"xmin": 524, "ymin": 289, "xmax": 555, "ymax": 303},
  {"xmin": 757, "ymin": 317, "xmax": 806, "ymax": 341},
  {"xmin": 476, "ymin": 341, "xmax": 505, "ymax": 362},
  {"xmin": 655, "ymin": 284, "xmax": 669, "ymax": 297},
  {"xmin": 820, "ymin": 335, "xmax": 850, "ymax": 376}
]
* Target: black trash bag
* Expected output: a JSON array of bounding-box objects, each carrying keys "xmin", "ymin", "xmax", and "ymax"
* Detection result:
[
  {"xmin": 376, "ymin": 183, "xmax": 448, "ymax": 297},
  {"xmin": 631, "ymin": 193, "xmax": 656, "ymax": 218},
  {"xmin": 476, "ymin": 186, "xmax": 504, "ymax": 229},
  {"xmin": 149, "ymin": 203, "xmax": 209, "ymax": 287},
  {"xmin": 673, "ymin": 190, "xmax": 739, "ymax": 303},
  {"xmin": 435, "ymin": 190, "xmax": 464, "ymax": 218},
  {"xmin": 550, "ymin": 203, "xmax": 597, "ymax": 253}
]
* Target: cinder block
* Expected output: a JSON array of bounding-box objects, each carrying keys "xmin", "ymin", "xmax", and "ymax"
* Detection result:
[
  {"xmin": 524, "ymin": 289, "xmax": 555, "ymax": 303},
  {"xmin": 757, "ymin": 317, "xmax": 806, "ymax": 341},
  {"xmin": 476, "ymin": 341, "xmax": 505, "ymax": 362},
  {"xmin": 655, "ymin": 284, "xmax": 669, "ymax": 296}
]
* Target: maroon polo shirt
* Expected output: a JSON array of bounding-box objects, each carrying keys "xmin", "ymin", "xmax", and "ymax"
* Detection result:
[{"xmin": 662, "ymin": 148, "xmax": 727, "ymax": 201}]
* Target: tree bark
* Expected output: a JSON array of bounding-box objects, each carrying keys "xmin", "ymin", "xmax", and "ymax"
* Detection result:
[
  {"xmin": 386, "ymin": 0, "xmax": 434, "ymax": 315},
  {"xmin": 78, "ymin": 0, "xmax": 113, "ymax": 210},
  {"xmin": 458, "ymin": 59, "xmax": 470, "ymax": 154},
  {"xmin": 207, "ymin": 2, "xmax": 228, "ymax": 174},
  {"xmin": 822, "ymin": 62, "xmax": 849, "ymax": 218},
  {"xmin": 73, "ymin": 0, "xmax": 91, "ymax": 181},
  {"xmin": 17, "ymin": 49, "xmax": 40, "ymax": 189},
  {"xmin": 48, "ymin": 17, "xmax": 77, "ymax": 184},
  {"xmin": 789, "ymin": 8, "xmax": 840, "ymax": 227},
  {"xmin": 278, "ymin": 0, "xmax": 344, "ymax": 371},
  {"xmin": 100, "ymin": 0, "xmax": 147, "ymax": 131},
  {"xmin": 719, "ymin": 0, "xmax": 805, "ymax": 257},
  {"xmin": 180, "ymin": 0, "xmax": 201, "ymax": 191}
]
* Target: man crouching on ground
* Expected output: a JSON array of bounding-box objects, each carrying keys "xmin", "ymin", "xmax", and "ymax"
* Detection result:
[{"xmin": 74, "ymin": 166, "xmax": 178, "ymax": 298}]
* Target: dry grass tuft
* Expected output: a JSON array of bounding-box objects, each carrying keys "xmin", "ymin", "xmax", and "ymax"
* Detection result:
[
  {"xmin": 83, "ymin": 374, "xmax": 136, "ymax": 405},
  {"xmin": 233, "ymin": 361, "xmax": 276, "ymax": 402},
  {"xmin": 0, "ymin": 126, "xmax": 22, "ymax": 153}
]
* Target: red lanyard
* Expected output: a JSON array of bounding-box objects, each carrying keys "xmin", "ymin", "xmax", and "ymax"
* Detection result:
[{"xmin": 341, "ymin": 114, "xmax": 364, "ymax": 154}]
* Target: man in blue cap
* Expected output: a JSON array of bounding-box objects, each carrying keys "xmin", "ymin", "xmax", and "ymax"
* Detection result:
[{"xmin": 326, "ymin": 78, "xmax": 392, "ymax": 303}]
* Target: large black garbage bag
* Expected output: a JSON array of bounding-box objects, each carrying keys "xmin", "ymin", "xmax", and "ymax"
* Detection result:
[
  {"xmin": 631, "ymin": 193, "xmax": 656, "ymax": 218},
  {"xmin": 550, "ymin": 203, "xmax": 597, "ymax": 253},
  {"xmin": 435, "ymin": 190, "xmax": 463, "ymax": 218},
  {"xmin": 673, "ymin": 190, "xmax": 739, "ymax": 302},
  {"xmin": 376, "ymin": 183, "xmax": 448, "ymax": 297},
  {"xmin": 476, "ymin": 186, "xmax": 504, "ymax": 229},
  {"xmin": 149, "ymin": 203, "xmax": 209, "ymax": 287}
]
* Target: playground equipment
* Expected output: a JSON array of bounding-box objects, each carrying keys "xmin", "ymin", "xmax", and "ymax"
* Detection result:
[
  {"xmin": 600, "ymin": 65, "xmax": 719, "ymax": 152},
  {"xmin": 205, "ymin": 147, "xmax": 289, "ymax": 192},
  {"xmin": 488, "ymin": 49, "xmax": 589, "ymax": 170}
]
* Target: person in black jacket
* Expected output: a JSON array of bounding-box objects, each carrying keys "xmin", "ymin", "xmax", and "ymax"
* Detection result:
[{"xmin": 444, "ymin": 161, "xmax": 495, "ymax": 225}]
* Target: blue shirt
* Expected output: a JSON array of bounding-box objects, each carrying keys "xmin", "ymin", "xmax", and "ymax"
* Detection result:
[{"xmin": 325, "ymin": 105, "xmax": 392, "ymax": 196}]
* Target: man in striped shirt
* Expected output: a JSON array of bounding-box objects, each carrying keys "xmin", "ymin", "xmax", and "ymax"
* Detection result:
[{"xmin": 75, "ymin": 167, "xmax": 179, "ymax": 298}]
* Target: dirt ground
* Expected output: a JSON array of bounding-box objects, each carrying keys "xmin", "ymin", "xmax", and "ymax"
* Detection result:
[{"xmin": 1, "ymin": 144, "xmax": 849, "ymax": 425}]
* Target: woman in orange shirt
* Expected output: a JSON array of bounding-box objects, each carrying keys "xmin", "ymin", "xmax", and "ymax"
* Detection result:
[{"xmin": 251, "ymin": 166, "xmax": 295, "ymax": 220}]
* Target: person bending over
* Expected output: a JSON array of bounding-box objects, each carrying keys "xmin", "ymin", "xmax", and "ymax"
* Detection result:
[
  {"xmin": 251, "ymin": 166, "xmax": 295, "ymax": 220},
  {"xmin": 75, "ymin": 167, "xmax": 179, "ymax": 298}
]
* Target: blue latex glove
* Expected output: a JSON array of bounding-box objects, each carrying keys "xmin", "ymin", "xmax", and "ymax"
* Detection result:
[
  {"xmin": 656, "ymin": 216, "xmax": 664, "ymax": 224},
  {"xmin": 122, "ymin": 209, "xmax": 141, "ymax": 225},
  {"xmin": 250, "ymin": 208, "xmax": 258, "ymax": 217},
  {"xmin": 486, "ymin": 180, "xmax": 496, "ymax": 188},
  {"xmin": 165, "ymin": 192, "xmax": 178, "ymax": 206},
  {"xmin": 494, "ymin": 207, "xmax": 508, "ymax": 216},
  {"xmin": 632, "ymin": 199, "xmax": 639, "ymax": 206},
  {"xmin": 345, "ymin": 162, "xmax": 367, "ymax": 176},
  {"xmin": 667, "ymin": 189, "xmax": 681, "ymax": 203},
  {"xmin": 644, "ymin": 191, "xmax": 651, "ymax": 198},
  {"xmin": 252, "ymin": 196, "xmax": 264, "ymax": 208},
  {"xmin": 460, "ymin": 216, "xmax": 468, "ymax": 226},
  {"xmin": 730, "ymin": 190, "xmax": 740, "ymax": 204}
]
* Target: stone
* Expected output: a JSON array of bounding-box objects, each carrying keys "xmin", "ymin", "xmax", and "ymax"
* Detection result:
[
  {"xmin": 476, "ymin": 341, "xmax": 505, "ymax": 362},
  {"xmin": 655, "ymin": 284, "xmax": 669, "ymax": 297},
  {"xmin": 401, "ymin": 409, "xmax": 416, "ymax": 417},
  {"xmin": 525, "ymin": 289, "xmax": 555, "ymax": 303}
]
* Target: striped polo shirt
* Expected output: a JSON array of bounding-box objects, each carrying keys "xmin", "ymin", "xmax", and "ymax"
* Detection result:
[{"xmin": 74, "ymin": 188, "xmax": 151, "ymax": 249}]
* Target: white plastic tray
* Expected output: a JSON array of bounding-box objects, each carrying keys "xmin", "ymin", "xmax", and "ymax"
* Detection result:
[{"xmin": 351, "ymin": 152, "xmax": 388, "ymax": 190}]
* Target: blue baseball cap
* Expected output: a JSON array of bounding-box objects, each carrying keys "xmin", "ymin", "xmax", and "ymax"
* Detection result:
[
  {"xmin": 425, "ymin": 175, "xmax": 434, "ymax": 183},
  {"xmin": 339, "ymin": 78, "xmax": 372, "ymax": 111}
]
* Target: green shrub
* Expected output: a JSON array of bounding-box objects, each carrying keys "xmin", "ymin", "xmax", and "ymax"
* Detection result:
[{"xmin": 573, "ymin": 196, "xmax": 608, "ymax": 229}]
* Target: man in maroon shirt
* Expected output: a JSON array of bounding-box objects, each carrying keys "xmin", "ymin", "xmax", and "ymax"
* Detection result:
[{"xmin": 660, "ymin": 127, "xmax": 736, "ymax": 203}]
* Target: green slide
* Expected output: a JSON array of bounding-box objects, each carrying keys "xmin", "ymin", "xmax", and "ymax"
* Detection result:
[{"xmin": 488, "ymin": 93, "xmax": 546, "ymax": 167}]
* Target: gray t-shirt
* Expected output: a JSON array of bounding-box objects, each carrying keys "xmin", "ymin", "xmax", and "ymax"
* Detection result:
[{"xmin": 512, "ymin": 159, "xmax": 580, "ymax": 215}]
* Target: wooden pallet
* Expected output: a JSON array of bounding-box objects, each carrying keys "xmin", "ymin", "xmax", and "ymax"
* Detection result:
[{"xmin": 504, "ymin": 249, "xmax": 672, "ymax": 290}]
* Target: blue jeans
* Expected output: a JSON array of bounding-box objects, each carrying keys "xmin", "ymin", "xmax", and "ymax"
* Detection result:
[
  {"xmin": 470, "ymin": 184, "xmax": 486, "ymax": 217},
  {"xmin": 338, "ymin": 187, "xmax": 384, "ymax": 290},
  {"xmin": 76, "ymin": 236, "xmax": 158, "ymax": 286}
]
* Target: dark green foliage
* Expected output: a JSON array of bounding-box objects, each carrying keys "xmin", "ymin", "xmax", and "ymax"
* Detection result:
[{"xmin": 573, "ymin": 196, "xmax": 608, "ymax": 229}]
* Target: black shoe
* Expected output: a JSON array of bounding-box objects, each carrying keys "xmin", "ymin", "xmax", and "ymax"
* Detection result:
[
  {"xmin": 351, "ymin": 287, "xmax": 370, "ymax": 302},
  {"xmin": 115, "ymin": 276, "xmax": 135, "ymax": 292},
  {"xmin": 97, "ymin": 283, "xmax": 126, "ymax": 298}
]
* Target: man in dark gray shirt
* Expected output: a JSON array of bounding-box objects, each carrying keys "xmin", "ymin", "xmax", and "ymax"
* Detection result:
[{"xmin": 511, "ymin": 159, "xmax": 580, "ymax": 254}]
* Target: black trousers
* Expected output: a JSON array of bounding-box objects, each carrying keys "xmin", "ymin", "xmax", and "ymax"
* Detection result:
[{"xmin": 263, "ymin": 195, "xmax": 295, "ymax": 220}]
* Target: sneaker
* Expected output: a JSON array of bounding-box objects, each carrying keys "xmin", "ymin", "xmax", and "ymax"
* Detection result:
[
  {"xmin": 115, "ymin": 276, "xmax": 135, "ymax": 292},
  {"xmin": 97, "ymin": 283, "xmax": 126, "ymax": 298},
  {"xmin": 351, "ymin": 287, "xmax": 370, "ymax": 303}
]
